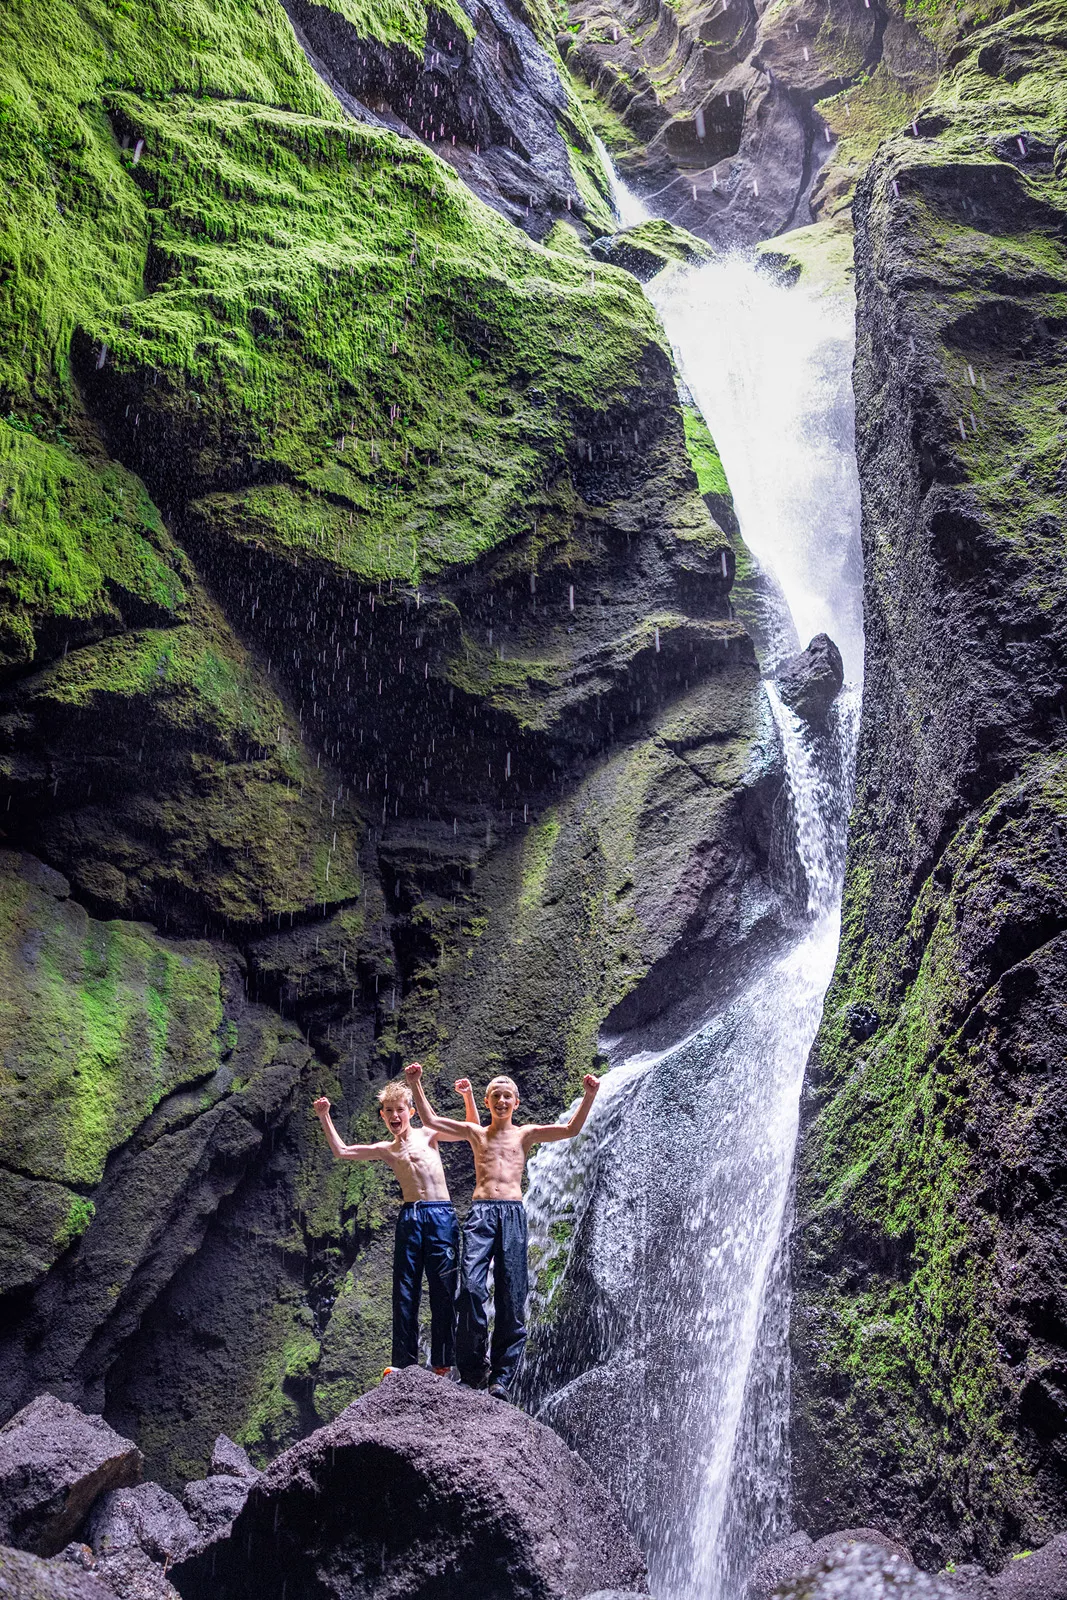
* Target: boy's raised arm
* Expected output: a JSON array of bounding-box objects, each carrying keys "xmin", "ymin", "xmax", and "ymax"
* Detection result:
[
  {"xmin": 521, "ymin": 1074, "xmax": 601, "ymax": 1148},
  {"xmin": 404, "ymin": 1063, "xmax": 476, "ymax": 1140},
  {"xmin": 456, "ymin": 1077, "xmax": 482, "ymax": 1126},
  {"xmin": 313, "ymin": 1097, "xmax": 387, "ymax": 1161}
]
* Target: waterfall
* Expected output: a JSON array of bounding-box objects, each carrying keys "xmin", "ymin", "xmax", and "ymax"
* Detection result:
[{"xmin": 521, "ymin": 251, "xmax": 863, "ymax": 1599}]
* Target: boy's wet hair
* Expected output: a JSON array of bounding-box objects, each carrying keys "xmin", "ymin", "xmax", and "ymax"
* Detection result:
[
  {"xmin": 485, "ymin": 1075, "xmax": 520, "ymax": 1097},
  {"xmin": 378, "ymin": 1080, "xmax": 414, "ymax": 1108}
]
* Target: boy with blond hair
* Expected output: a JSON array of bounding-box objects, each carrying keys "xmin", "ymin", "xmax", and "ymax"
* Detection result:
[
  {"xmin": 313, "ymin": 1074, "xmax": 480, "ymax": 1376},
  {"xmin": 405, "ymin": 1062, "xmax": 599, "ymax": 1401}
]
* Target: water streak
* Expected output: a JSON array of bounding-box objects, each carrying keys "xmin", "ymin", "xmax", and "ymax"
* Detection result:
[{"xmin": 522, "ymin": 250, "xmax": 863, "ymax": 1599}]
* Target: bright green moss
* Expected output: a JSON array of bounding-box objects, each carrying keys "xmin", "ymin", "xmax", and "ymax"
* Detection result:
[
  {"xmin": 682, "ymin": 404, "xmax": 729, "ymax": 498},
  {"xmin": 305, "ymin": 0, "xmax": 473, "ymax": 51},
  {"xmin": 0, "ymin": 422, "xmax": 186, "ymax": 666},
  {"xmin": 516, "ymin": 810, "xmax": 561, "ymax": 923},
  {"xmin": 0, "ymin": 857, "xmax": 224, "ymax": 1188}
]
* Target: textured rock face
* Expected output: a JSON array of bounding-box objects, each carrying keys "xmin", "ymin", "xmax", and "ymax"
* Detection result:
[
  {"xmin": 0, "ymin": 0, "xmax": 777, "ymax": 1490},
  {"xmin": 280, "ymin": 0, "xmax": 614, "ymax": 239},
  {"xmin": 792, "ymin": 0, "xmax": 1067, "ymax": 1570},
  {"xmin": 776, "ymin": 635, "xmax": 844, "ymax": 726},
  {"xmin": 558, "ymin": 0, "xmax": 938, "ymax": 246},
  {"xmin": 173, "ymin": 1367, "xmax": 648, "ymax": 1600},
  {"xmin": 0, "ymin": 1398, "xmax": 142, "ymax": 1559},
  {"xmin": 0, "ymin": 1545, "xmax": 115, "ymax": 1600},
  {"xmin": 774, "ymin": 1542, "xmax": 960, "ymax": 1600}
]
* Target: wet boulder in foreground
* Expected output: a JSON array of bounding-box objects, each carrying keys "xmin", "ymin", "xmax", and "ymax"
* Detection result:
[
  {"xmin": 0, "ymin": 1397, "xmax": 142, "ymax": 1558},
  {"xmin": 0, "ymin": 1544, "xmax": 116, "ymax": 1600},
  {"xmin": 775, "ymin": 634, "xmax": 845, "ymax": 726},
  {"xmin": 172, "ymin": 1367, "xmax": 647, "ymax": 1600},
  {"xmin": 772, "ymin": 1541, "xmax": 962, "ymax": 1599}
]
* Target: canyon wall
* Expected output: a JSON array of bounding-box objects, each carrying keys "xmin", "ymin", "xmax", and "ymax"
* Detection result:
[
  {"xmin": 0, "ymin": 0, "xmax": 777, "ymax": 1485},
  {"xmin": 792, "ymin": 0, "xmax": 1067, "ymax": 1569}
]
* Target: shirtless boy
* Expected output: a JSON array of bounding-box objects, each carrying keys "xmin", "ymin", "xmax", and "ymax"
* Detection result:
[
  {"xmin": 405, "ymin": 1062, "xmax": 600, "ymax": 1401},
  {"xmin": 313, "ymin": 1077, "xmax": 479, "ymax": 1376}
]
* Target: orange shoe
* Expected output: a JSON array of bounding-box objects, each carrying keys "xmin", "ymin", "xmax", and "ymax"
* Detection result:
[
  {"xmin": 432, "ymin": 1366, "xmax": 452, "ymax": 1377},
  {"xmin": 381, "ymin": 1366, "xmax": 401, "ymax": 1378}
]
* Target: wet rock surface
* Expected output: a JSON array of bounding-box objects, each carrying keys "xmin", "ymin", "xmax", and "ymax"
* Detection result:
[
  {"xmin": 560, "ymin": 0, "xmax": 937, "ymax": 246},
  {"xmin": 279, "ymin": 0, "xmax": 611, "ymax": 239},
  {"xmin": 776, "ymin": 635, "xmax": 845, "ymax": 726},
  {"xmin": 792, "ymin": 0, "xmax": 1067, "ymax": 1569},
  {"xmin": 173, "ymin": 1367, "xmax": 648, "ymax": 1600},
  {"xmin": 0, "ymin": 1544, "xmax": 115, "ymax": 1600},
  {"xmin": 0, "ymin": 1400, "xmax": 142, "ymax": 1560},
  {"xmin": 85, "ymin": 1486, "xmax": 195, "ymax": 1568},
  {"xmin": 774, "ymin": 1542, "xmax": 961, "ymax": 1600}
]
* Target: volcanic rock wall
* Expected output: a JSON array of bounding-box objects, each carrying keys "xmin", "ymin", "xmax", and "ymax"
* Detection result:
[
  {"xmin": 0, "ymin": 0, "xmax": 778, "ymax": 1486},
  {"xmin": 792, "ymin": 0, "xmax": 1067, "ymax": 1569}
]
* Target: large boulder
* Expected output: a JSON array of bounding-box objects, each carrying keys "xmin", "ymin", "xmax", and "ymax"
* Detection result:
[
  {"xmin": 775, "ymin": 1542, "xmax": 962, "ymax": 1599},
  {"xmin": 748, "ymin": 1530, "xmax": 815, "ymax": 1598},
  {"xmin": 0, "ymin": 1543, "xmax": 115, "ymax": 1600},
  {"xmin": 992, "ymin": 1536, "xmax": 1067, "ymax": 1600},
  {"xmin": 173, "ymin": 1368, "xmax": 647, "ymax": 1600},
  {"xmin": 205, "ymin": 1438, "xmax": 257, "ymax": 1485},
  {"xmin": 85, "ymin": 1486, "xmax": 195, "ymax": 1568},
  {"xmin": 0, "ymin": 1398, "xmax": 142, "ymax": 1557},
  {"xmin": 775, "ymin": 635, "xmax": 845, "ymax": 726}
]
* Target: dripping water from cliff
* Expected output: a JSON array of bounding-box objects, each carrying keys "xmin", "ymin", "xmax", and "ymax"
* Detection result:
[{"xmin": 520, "ymin": 252, "xmax": 862, "ymax": 1599}]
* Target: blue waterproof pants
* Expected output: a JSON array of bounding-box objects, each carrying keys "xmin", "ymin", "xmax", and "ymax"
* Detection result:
[
  {"xmin": 392, "ymin": 1201, "xmax": 460, "ymax": 1369},
  {"xmin": 456, "ymin": 1199, "xmax": 529, "ymax": 1392}
]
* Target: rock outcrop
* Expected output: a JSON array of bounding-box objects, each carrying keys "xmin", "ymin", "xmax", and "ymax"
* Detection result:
[
  {"xmin": 173, "ymin": 1367, "xmax": 648, "ymax": 1600},
  {"xmin": 0, "ymin": 1545, "xmax": 115, "ymax": 1600},
  {"xmin": 791, "ymin": 0, "xmax": 1067, "ymax": 1570},
  {"xmin": 559, "ymin": 0, "xmax": 939, "ymax": 246},
  {"xmin": 776, "ymin": 635, "xmax": 845, "ymax": 727},
  {"xmin": 279, "ymin": 0, "xmax": 615, "ymax": 240},
  {"xmin": 0, "ymin": 1399, "xmax": 142, "ymax": 1559}
]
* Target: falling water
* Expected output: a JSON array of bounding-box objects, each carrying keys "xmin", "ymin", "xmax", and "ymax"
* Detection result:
[{"xmin": 521, "ymin": 253, "xmax": 862, "ymax": 1599}]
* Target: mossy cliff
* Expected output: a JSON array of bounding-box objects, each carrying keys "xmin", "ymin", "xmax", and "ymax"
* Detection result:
[
  {"xmin": 555, "ymin": 0, "xmax": 939, "ymax": 248},
  {"xmin": 0, "ymin": 0, "xmax": 776, "ymax": 1485},
  {"xmin": 792, "ymin": 0, "xmax": 1067, "ymax": 1567}
]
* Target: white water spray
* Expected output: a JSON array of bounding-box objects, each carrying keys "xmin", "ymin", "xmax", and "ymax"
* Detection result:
[{"xmin": 522, "ymin": 251, "xmax": 862, "ymax": 1599}]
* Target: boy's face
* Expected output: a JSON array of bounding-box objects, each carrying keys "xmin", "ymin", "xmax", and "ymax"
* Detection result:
[
  {"xmin": 380, "ymin": 1098, "xmax": 412, "ymax": 1136},
  {"xmin": 485, "ymin": 1083, "xmax": 519, "ymax": 1121}
]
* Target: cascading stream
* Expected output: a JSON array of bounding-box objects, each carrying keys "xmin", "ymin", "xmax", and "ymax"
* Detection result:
[{"xmin": 521, "ymin": 240, "xmax": 863, "ymax": 1598}]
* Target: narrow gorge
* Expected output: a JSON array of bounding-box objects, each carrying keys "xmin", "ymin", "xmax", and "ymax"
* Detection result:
[{"xmin": 1, "ymin": 0, "xmax": 1066, "ymax": 1595}]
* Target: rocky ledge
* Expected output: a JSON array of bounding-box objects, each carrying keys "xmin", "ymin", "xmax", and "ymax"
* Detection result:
[{"xmin": 0, "ymin": 1376, "xmax": 648, "ymax": 1600}]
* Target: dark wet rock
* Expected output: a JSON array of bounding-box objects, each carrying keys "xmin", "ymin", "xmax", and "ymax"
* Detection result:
[
  {"xmin": 0, "ymin": 1398, "xmax": 142, "ymax": 1558},
  {"xmin": 0, "ymin": 1544, "xmax": 115, "ymax": 1600},
  {"xmin": 85, "ymin": 1485, "xmax": 195, "ymax": 1566},
  {"xmin": 278, "ymin": 0, "xmax": 610, "ymax": 240},
  {"xmin": 812, "ymin": 1530, "xmax": 914, "ymax": 1565},
  {"xmin": 993, "ymin": 1536, "xmax": 1067, "ymax": 1600},
  {"xmin": 590, "ymin": 220, "xmax": 713, "ymax": 280},
  {"xmin": 90, "ymin": 1548, "xmax": 182, "ymax": 1600},
  {"xmin": 206, "ymin": 1438, "xmax": 257, "ymax": 1485},
  {"xmin": 776, "ymin": 1542, "xmax": 960, "ymax": 1599},
  {"xmin": 581, "ymin": 1592, "xmax": 656, "ymax": 1598},
  {"xmin": 776, "ymin": 635, "xmax": 845, "ymax": 725},
  {"xmin": 563, "ymin": 0, "xmax": 937, "ymax": 247},
  {"xmin": 846, "ymin": 1003, "xmax": 879, "ymax": 1042},
  {"xmin": 749, "ymin": 1530, "xmax": 816, "ymax": 1599},
  {"xmin": 173, "ymin": 1367, "xmax": 647, "ymax": 1600},
  {"xmin": 180, "ymin": 1479, "xmax": 249, "ymax": 1547},
  {"xmin": 792, "ymin": 0, "xmax": 1067, "ymax": 1568}
]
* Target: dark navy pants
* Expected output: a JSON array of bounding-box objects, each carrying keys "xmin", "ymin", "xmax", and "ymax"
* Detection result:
[
  {"xmin": 392, "ymin": 1201, "xmax": 460, "ymax": 1369},
  {"xmin": 456, "ymin": 1199, "xmax": 529, "ymax": 1392}
]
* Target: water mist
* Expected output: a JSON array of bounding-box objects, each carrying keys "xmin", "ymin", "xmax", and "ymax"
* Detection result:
[{"xmin": 521, "ymin": 250, "xmax": 863, "ymax": 1599}]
